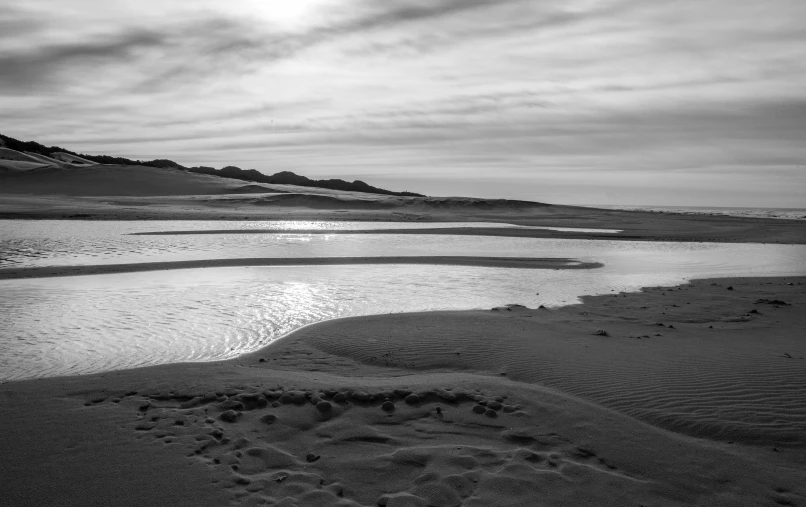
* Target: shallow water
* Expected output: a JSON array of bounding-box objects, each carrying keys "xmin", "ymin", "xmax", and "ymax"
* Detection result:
[
  {"xmin": 0, "ymin": 220, "xmax": 617, "ymax": 268},
  {"xmin": 1, "ymin": 221, "xmax": 805, "ymax": 381}
]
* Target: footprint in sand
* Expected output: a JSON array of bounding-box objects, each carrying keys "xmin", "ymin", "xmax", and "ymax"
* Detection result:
[{"xmin": 85, "ymin": 386, "xmax": 641, "ymax": 506}]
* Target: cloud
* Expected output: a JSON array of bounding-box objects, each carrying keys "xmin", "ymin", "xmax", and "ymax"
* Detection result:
[
  {"xmin": 0, "ymin": 1, "xmax": 634, "ymax": 95},
  {"xmin": 127, "ymin": 0, "xmax": 525, "ymax": 92},
  {"xmin": 1, "ymin": 0, "xmax": 805, "ymax": 206},
  {"xmin": 0, "ymin": 7, "xmax": 44, "ymax": 40},
  {"xmin": 0, "ymin": 29, "xmax": 167, "ymax": 91}
]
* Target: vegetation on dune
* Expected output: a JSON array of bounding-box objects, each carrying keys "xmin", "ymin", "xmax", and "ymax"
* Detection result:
[
  {"xmin": 0, "ymin": 133, "xmax": 423, "ymax": 197},
  {"xmin": 0, "ymin": 133, "xmax": 183, "ymax": 169}
]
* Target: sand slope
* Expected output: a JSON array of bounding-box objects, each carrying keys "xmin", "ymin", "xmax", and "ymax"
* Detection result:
[
  {"xmin": 0, "ymin": 164, "xmax": 261, "ymax": 196},
  {"xmin": 0, "ymin": 147, "xmax": 54, "ymax": 172}
]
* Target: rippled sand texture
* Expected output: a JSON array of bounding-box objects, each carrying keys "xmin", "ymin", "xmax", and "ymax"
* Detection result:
[{"xmin": 288, "ymin": 278, "xmax": 806, "ymax": 447}]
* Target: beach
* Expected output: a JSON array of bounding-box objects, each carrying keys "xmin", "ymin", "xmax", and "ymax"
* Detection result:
[
  {"xmin": 2, "ymin": 274, "xmax": 804, "ymax": 506},
  {"xmin": 1, "ymin": 165, "xmax": 805, "ymax": 245},
  {"xmin": 2, "ymin": 168, "xmax": 806, "ymax": 506}
]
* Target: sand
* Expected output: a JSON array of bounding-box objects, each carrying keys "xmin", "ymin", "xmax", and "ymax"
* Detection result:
[
  {"xmin": 2, "ymin": 165, "xmax": 806, "ymax": 505},
  {"xmin": 2, "ymin": 164, "xmax": 805, "ymax": 244},
  {"xmin": 0, "ymin": 257, "xmax": 601, "ymax": 280},
  {"xmin": 2, "ymin": 276, "xmax": 804, "ymax": 506}
]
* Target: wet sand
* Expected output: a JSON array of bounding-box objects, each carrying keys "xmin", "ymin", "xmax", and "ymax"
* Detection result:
[
  {"xmin": 0, "ymin": 256, "xmax": 600, "ymax": 280},
  {"xmin": 2, "ymin": 276, "xmax": 804, "ymax": 507},
  {"xmin": 3, "ymin": 192, "xmax": 805, "ymax": 244}
]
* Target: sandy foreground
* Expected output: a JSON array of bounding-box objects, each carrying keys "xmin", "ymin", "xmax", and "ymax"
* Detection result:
[{"xmin": 1, "ymin": 275, "xmax": 804, "ymax": 507}]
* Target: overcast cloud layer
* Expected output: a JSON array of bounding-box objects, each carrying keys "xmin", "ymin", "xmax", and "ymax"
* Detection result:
[{"xmin": 1, "ymin": 0, "xmax": 804, "ymax": 206}]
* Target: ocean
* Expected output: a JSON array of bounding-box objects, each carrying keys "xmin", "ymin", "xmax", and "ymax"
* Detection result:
[{"xmin": 594, "ymin": 205, "xmax": 806, "ymax": 220}]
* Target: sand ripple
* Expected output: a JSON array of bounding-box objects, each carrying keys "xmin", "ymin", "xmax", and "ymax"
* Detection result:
[{"xmin": 295, "ymin": 279, "xmax": 806, "ymax": 445}]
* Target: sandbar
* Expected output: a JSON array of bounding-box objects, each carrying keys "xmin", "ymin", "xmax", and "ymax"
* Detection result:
[{"xmin": 0, "ymin": 256, "xmax": 600, "ymax": 280}]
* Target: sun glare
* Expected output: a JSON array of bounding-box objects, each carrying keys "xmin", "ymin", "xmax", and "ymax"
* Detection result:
[{"xmin": 245, "ymin": 0, "xmax": 334, "ymax": 29}]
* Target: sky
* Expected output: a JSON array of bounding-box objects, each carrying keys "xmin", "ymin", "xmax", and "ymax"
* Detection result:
[{"xmin": 1, "ymin": 0, "xmax": 805, "ymax": 207}]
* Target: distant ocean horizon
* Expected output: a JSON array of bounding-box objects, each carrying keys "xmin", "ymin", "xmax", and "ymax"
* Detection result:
[{"xmin": 591, "ymin": 205, "xmax": 806, "ymax": 221}]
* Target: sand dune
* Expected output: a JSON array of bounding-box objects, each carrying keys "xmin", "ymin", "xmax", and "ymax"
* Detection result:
[
  {"xmin": 21, "ymin": 151, "xmax": 68, "ymax": 167},
  {"xmin": 230, "ymin": 184, "xmax": 289, "ymax": 194},
  {"xmin": 249, "ymin": 194, "xmax": 551, "ymax": 211},
  {"xmin": 0, "ymin": 148, "xmax": 96, "ymax": 170},
  {"xmin": 49, "ymin": 151, "xmax": 97, "ymax": 166},
  {"xmin": 0, "ymin": 147, "xmax": 48, "ymax": 163},
  {"xmin": 403, "ymin": 197, "xmax": 549, "ymax": 210},
  {"xmin": 0, "ymin": 164, "xmax": 259, "ymax": 196},
  {"xmin": 0, "ymin": 147, "xmax": 54, "ymax": 171},
  {"xmin": 2, "ymin": 162, "xmax": 804, "ymax": 244},
  {"xmin": 0, "ymin": 159, "xmax": 51, "ymax": 172},
  {"xmin": 251, "ymin": 193, "xmax": 397, "ymax": 209}
]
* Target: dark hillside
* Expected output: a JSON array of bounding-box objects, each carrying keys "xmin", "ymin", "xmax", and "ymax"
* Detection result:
[
  {"xmin": 0, "ymin": 133, "xmax": 424, "ymax": 197},
  {"xmin": 189, "ymin": 166, "xmax": 422, "ymax": 197}
]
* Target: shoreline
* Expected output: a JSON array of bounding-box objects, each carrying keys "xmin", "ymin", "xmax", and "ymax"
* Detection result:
[
  {"xmin": 127, "ymin": 225, "xmax": 802, "ymax": 244},
  {"xmin": 2, "ymin": 275, "xmax": 804, "ymax": 506},
  {"xmin": 0, "ymin": 256, "xmax": 600, "ymax": 280},
  {"xmin": 2, "ymin": 194, "xmax": 805, "ymax": 245}
]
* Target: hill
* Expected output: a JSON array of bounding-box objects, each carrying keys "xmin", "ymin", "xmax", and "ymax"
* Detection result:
[
  {"xmin": 188, "ymin": 166, "xmax": 422, "ymax": 197},
  {"xmin": 0, "ymin": 133, "xmax": 423, "ymax": 197},
  {"xmin": 0, "ymin": 164, "xmax": 262, "ymax": 197}
]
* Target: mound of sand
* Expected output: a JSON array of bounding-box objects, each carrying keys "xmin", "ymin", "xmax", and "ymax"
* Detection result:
[
  {"xmin": 21, "ymin": 151, "xmax": 69, "ymax": 167},
  {"xmin": 247, "ymin": 194, "xmax": 556, "ymax": 212},
  {"xmin": 404, "ymin": 197, "xmax": 550, "ymax": 210},
  {"xmin": 0, "ymin": 147, "xmax": 46, "ymax": 163},
  {"xmin": 229, "ymin": 184, "xmax": 286, "ymax": 194},
  {"xmin": 252, "ymin": 193, "xmax": 397, "ymax": 210},
  {"xmin": 0, "ymin": 164, "xmax": 258, "ymax": 196},
  {"xmin": 50, "ymin": 152, "xmax": 97, "ymax": 166},
  {"xmin": 0, "ymin": 160, "xmax": 51, "ymax": 172},
  {"xmin": 0, "ymin": 147, "xmax": 56, "ymax": 172}
]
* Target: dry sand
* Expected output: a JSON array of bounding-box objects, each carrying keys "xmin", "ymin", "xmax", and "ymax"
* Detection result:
[{"xmin": 2, "ymin": 276, "xmax": 804, "ymax": 507}]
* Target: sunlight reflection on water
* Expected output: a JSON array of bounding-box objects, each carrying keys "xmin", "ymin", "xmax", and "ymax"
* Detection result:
[{"xmin": 0, "ymin": 220, "xmax": 619, "ymax": 268}]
